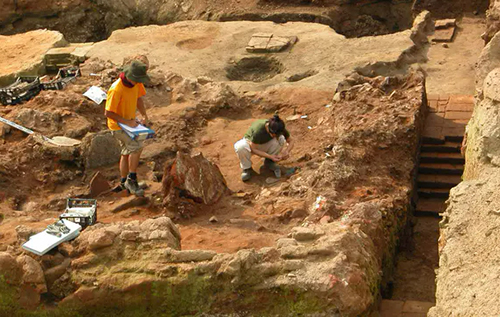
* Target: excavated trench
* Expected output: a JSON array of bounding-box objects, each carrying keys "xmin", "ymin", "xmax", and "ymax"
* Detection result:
[
  {"xmin": 0, "ymin": 4, "xmax": 464, "ymax": 316},
  {"xmin": 0, "ymin": 0, "xmax": 414, "ymax": 42}
]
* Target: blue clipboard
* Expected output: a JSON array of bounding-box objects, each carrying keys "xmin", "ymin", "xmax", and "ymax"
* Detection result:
[{"xmin": 118, "ymin": 122, "xmax": 155, "ymax": 141}]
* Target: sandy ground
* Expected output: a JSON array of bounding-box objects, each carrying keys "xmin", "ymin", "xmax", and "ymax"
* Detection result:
[
  {"xmin": 87, "ymin": 20, "xmax": 416, "ymax": 92},
  {"xmin": 422, "ymin": 14, "xmax": 486, "ymax": 95}
]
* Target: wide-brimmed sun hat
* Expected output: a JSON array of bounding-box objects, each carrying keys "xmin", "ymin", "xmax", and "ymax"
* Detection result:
[{"xmin": 124, "ymin": 60, "xmax": 150, "ymax": 84}]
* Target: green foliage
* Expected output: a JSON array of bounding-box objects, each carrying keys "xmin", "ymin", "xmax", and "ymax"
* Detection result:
[
  {"xmin": 0, "ymin": 275, "xmax": 19, "ymax": 316},
  {"xmin": 151, "ymin": 274, "xmax": 216, "ymax": 316},
  {"xmin": 0, "ymin": 272, "xmax": 336, "ymax": 316}
]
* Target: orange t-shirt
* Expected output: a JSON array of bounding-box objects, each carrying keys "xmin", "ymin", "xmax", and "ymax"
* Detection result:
[{"xmin": 105, "ymin": 78, "xmax": 146, "ymax": 131}]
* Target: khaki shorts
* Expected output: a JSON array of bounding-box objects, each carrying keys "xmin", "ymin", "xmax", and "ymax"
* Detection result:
[{"xmin": 111, "ymin": 130, "xmax": 144, "ymax": 155}]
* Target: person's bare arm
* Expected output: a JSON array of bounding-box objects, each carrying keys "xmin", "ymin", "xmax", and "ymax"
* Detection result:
[
  {"xmin": 279, "ymin": 136, "xmax": 295, "ymax": 160},
  {"xmin": 105, "ymin": 110, "xmax": 138, "ymax": 127},
  {"xmin": 249, "ymin": 142, "xmax": 281, "ymax": 162},
  {"xmin": 136, "ymin": 97, "xmax": 149, "ymax": 124}
]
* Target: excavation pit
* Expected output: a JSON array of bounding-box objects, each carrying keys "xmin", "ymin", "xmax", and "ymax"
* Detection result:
[
  {"xmin": 225, "ymin": 56, "xmax": 284, "ymax": 82},
  {"xmin": 0, "ymin": 17, "xmax": 439, "ymax": 316}
]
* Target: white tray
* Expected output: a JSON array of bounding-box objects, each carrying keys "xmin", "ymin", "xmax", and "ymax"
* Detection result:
[{"xmin": 22, "ymin": 220, "xmax": 82, "ymax": 256}]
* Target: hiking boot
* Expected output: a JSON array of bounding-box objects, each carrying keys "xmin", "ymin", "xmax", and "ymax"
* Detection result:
[
  {"xmin": 112, "ymin": 182, "xmax": 127, "ymax": 193},
  {"xmin": 124, "ymin": 177, "xmax": 145, "ymax": 197},
  {"xmin": 241, "ymin": 168, "xmax": 253, "ymax": 182},
  {"xmin": 264, "ymin": 159, "xmax": 281, "ymax": 178}
]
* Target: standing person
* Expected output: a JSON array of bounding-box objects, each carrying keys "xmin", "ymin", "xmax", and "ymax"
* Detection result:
[
  {"xmin": 105, "ymin": 60, "xmax": 150, "ymax": 196},
  {"xmin": 234, "ymin": 114, "xmax": 294, "ymax": 181}
]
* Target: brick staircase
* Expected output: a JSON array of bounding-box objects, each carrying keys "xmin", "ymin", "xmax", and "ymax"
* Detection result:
[
  {"xmin": 415, "ymin": 94, "xmax": 473, "ymax": 217},
  {"xmin": 380, "ymin": 299, "xmax": 434, "ymax": 317}
]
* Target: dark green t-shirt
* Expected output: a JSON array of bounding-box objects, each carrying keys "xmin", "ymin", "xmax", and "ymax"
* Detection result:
[{"xmin": 244, "ymin": 119, "xmax": 290, "ymax": 144}]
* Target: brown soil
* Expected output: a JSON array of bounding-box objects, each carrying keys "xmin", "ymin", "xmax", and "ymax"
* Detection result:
[
  {"xmin": 0, "ymin": 8, "xmax": 473, "ymax": 315},
  {"xmin": 422, "ymin": 14, "xmax": 486, "ymax": 95},
  {"xmin": 0, "ymin": 59, "xmax": 422, "ymax": 255}
]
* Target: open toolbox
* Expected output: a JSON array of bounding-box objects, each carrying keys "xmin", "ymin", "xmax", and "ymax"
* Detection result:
[
  {"xmin": 0, "ymin": 76, "xmax": 41, "ymax": 105},
  {"xmin": 40, "ymin": 66, "xmax": 81, "ymax": 90},
  {"xmin": 59, "ymin": 198, "xmax": 97, "ymax": 229}
]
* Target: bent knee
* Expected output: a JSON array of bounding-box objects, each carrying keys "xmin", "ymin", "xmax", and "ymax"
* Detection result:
[{"xmin": 234, "ymin": 139, "xmax": 250, "ymax": 152}]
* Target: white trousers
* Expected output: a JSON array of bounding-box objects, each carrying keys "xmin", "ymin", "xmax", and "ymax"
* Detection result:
[{"xmin": 234, "ymin": 136, "xmax": 285, "ymax": 170}]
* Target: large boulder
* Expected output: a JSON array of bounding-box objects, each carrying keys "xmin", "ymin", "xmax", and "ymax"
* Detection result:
[
  {"xmin": 76, "ymin": 217, "xmax": 181, "ymax": 255},
  {"xmin": 0, "ymin": 252, "xmax": 23, "ymax": 284},
  {"xmin": 162, "ymin": 152, "xmax": 229, "ymax": 206},
  {"xmin": 80, "ymin": 131, "xmax": 121, "ymax": 170},
  {"xmin": 484, "ymin": 0, "xmax": 500, "ymax": 44},
  {"xmin": 16, "ymin": 255, "xmax": 47, "ymax": 294},
  {"xmin": 15, "ymin": 109, "xmax": 62, "ymax": 135},
  {"xmin": 476, "ymin": 31, "xmax": 500, "ymax": 94},
  {"xmin": 87, "ymin": 230, "xmax": 116, "ymax": 251}
]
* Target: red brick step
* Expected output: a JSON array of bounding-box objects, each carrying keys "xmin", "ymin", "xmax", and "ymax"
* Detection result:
[
  {"xmin": 421, "ymin": 142, "xmax": 461, "ymax": 153},
  {"xmin": 417, "ymin": 174, "xmax": 461, "ymax": 189},
  {"xmin": 418, "ymin": 162, "xmax": 464, "ymax": 175},
  {"xmin": 418, "ymin": 188, "xmax": 450, "ymax": 199},
  {"xmin": 416, "ymin": 198, "xmax": 446, "ymax": 217},
  {"xmin": 420, "ymin": 152, "xmax": 465, "ymax": 164}
]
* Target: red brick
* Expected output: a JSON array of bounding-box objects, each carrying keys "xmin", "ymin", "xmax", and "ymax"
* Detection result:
[
  {"xmin": 402, "ymin": 301, "xmax": 434, "ymax": 313},
  {"xmin": 444, "ymin": 111, "xmax": 472, "ymax": 120},
  {"xmin": 380, "ymin": 299, "xmax": 404, "ymax": 317},
  {"xmin": 443, "ymin": 119, "xmax": 468, "ymax": 128},
  {"xmin": 428, "ymin": 99, "xmax": 438, "ymax": 108},
  {"xmin": 427, "ymin": 94, "xmax": 439, "ymax": 101},
  {"xmin": 442, "ymin": 127, "xmax": 466, "ymax": 137},
  {"xmin": 449, "ymin": 94, "xmax": 474, "ymax": 104},
  {"xmin": 90, "ymin": 171, "xmax": 111, "ymax": 197},
  {"xmin": 426, "ymin": 113, "xmax": 445, "ymax": 127},
  {"xmin": 446, "ymin": 103, "xmax": 474, "ymax": 112}
]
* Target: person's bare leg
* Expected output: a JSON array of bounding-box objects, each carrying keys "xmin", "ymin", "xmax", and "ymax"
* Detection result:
[
  {"xmin": 120, "ymin": 155, "xmax": 129, "ymax": 178},
  {"xmin": 128, "ymin": 150, "xmax": 142, "ymax": 173},
  {"xmin": 124, "ymin": 150, "xmax": 144, "ymax": 196}
]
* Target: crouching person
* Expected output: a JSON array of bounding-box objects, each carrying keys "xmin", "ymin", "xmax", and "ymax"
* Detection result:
[
  {"xmin": 234, "ymin": 115, "xmax": 294, "ymax": 181},
  {"xmin": 105, "ymin": 60, "xmax": 150, "ymax": 196}
]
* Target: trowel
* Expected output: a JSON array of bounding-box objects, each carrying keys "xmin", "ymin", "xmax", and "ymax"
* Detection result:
[{"xmin": 0, "ymin": 115, "xmax": 81, "ymax": 147}]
